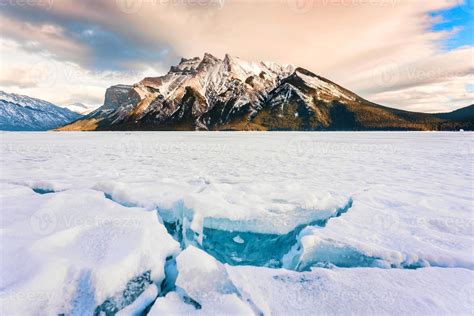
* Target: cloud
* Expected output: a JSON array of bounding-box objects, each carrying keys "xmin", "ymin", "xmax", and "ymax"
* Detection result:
[
  {"xmin": 0, "ymin": 2, "xmax": 176, "ymax": 71},
  {"xmin": 356, "ymin": 46, "xmax": 474, "ymax": 112},
  {"xmin": 0, "ymin": 0, "xmax": 472, "ymax": 112},
  {"xmin": 369, "ymin": 74, "xmax": 473, "ymax": 113},
  {"xmin": 0, "ymin": 14, "xmax": 89, "ymax": 63},
  {"xmin": 0, "ymin": 39, "xmax": 164, "ymax": 107}
]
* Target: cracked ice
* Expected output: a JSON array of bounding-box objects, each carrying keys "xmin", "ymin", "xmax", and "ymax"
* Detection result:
[{"xmin": 0, "ymin": 131, "xmax": 473, "ymax": 315}]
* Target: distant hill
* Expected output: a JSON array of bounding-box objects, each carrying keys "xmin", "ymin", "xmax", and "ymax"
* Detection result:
[
  {"xmin": 0, "ymin": 91, "xmax": 82, "ymax": 131},
  {"xmin": 435, "ymin": 104, "xmax": 474, "ymax": 121},
  {"xmin": 62, "ymin": 103, "xmax": 96, "ymax": 115}
]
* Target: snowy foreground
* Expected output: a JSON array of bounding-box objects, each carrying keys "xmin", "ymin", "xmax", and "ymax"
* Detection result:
[{"xmin": 0, "ymin": 132, "xmax": 473, "ymax": 315}]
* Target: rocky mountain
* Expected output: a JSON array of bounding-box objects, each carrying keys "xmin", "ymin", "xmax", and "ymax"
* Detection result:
[
  {"xmin": 0, "ymin": 91, "xmax": 82, "ymax": 131},
  {"xmin": 59, "ymin": 54, "xmax": 473, "ymax": 131}
]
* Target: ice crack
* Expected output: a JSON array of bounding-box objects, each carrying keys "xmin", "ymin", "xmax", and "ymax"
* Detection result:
[
  {"xmin": 157, "ymin": 198, "xmax": 354, "ymax": 269},
  {"xmin": 94, "ymin": 271, "xmax": 153, "ymax": 315},
  {"xmin": 102, "ymin": 189, "xmax": 355, "ymax": 269}
]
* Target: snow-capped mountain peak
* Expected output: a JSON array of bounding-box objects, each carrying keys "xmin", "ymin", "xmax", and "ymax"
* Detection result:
[
  {"xmin": 0, "ymin": 91, "xmax": 58, "ymax": 111},
  {"xmin": 0, "ymin": 91, "xmax": 82, "ymax": 131},
  {"xmin": 59, "ymin": 54, "xmax": 473, "ymax": 131}
]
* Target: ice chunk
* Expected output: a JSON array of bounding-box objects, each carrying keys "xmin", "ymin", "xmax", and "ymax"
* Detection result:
[
  {"xmin": 176, "ymin": 246, "xmax": 240, "ymax": 299},
  {"xmin": 174, "ymin": 246, "xmax": 254, "ymax": 314},
  {"xmin": 148, "ymin": 292, "xmax": 197, "ymax": 315},
  {"xmin": 282, "ymin": 227, "xmax": 388, "ymax": 270},
  {"xmin": 233, "ymin": 235, "xmax": 245, "ymax": 244},
  {"xmin": 0, "ymin": 186, "xmax": 180, "ymax": 315},
  {"xmin": 116, "ymin": 284, "xmax": 158, "ymax": 316}
]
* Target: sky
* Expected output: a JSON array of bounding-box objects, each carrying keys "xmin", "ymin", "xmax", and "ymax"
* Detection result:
[{"xmin": 0, "ymin": 0, "xmax": 472, "ymax": 113}]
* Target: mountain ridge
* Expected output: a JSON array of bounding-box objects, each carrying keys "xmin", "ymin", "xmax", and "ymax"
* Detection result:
[
  {"xmin": 0, "ymin": 91, "xmax": 82, "ymax": 131},
  {"xmin": 55, "ymin": 53, "xmax": 474, "ymax": 131}
]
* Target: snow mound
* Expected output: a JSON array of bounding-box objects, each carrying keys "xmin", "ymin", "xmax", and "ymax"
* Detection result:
[
  {"xmin": 0, "ymin": 184, "xmax": 180, "ymax": 315},
  {"xmin": 149, "ymin": 246, "xmax": 255, "ymax": 315}
]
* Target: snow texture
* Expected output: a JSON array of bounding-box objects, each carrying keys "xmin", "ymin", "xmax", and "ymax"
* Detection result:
[{"xmin": 0, "ymin": 131, "xmax": 472, "ymax": 315}]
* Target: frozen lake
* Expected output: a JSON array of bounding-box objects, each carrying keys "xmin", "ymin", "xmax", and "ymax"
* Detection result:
[{"xmin": 0, "ymin": 132, "xmax": 473, "ymax": 315}]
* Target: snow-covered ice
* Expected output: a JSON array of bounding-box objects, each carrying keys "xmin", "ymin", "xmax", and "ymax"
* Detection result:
[
  {"xmin": 0, "ymin": 184, "xmax": 179, "ymax": 315},
  {"xmin": 227, "ymin": 265, "xmax": 473, "ymax": 315},
  {"xmin": 0, "ymin": 131, "xmax": 472, "ymax": 314}
]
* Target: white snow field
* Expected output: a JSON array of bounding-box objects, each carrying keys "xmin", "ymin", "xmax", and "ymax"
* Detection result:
[{"xmin": 0, "ymin": 131, "xmax": 472, "ymax": 315}]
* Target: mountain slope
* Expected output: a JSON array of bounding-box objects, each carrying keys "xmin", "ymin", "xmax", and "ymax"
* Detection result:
[
  {"xmin": 435, "ymin": 104, "xmax": 474, "ymax": 121},
  {"xmin": 0, "ymin": 91, "xmax": 82, "ymax": 131},
  {"xmin": 59, "ymin": 54, "xmax": 473, "ymax": 131}
]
